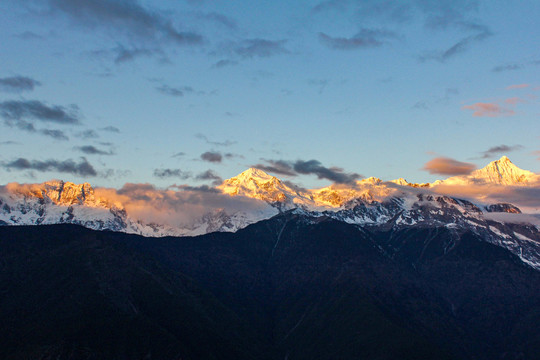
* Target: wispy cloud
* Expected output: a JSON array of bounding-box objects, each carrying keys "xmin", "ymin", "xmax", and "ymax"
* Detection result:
[
  {"xmin": 318, "ymin": 29, "xmax": 397, "ymax": 50},
  {"xmin": 492, "ymin": 60, "xmax": 540, "ymax": 73},
  {"xmin": 195, "ymin": 133, "xmax": 236, "ymax": 147},
  {"xmin": 47, "ymin": 0, "xmax": 203, "ymax": 46},
  {"xmin": 462, "ymin": 102, "xmax": 515, "ymax": 117},
  {"xmin": 233, "ymin": 39, "xmax": 289, "ymax": 58},
  {"xmin": 0, "ymin": 76, "xmax": 41, "ymax": 93},
  {"xmin": 506, "ymin": 84, "xmax": 530, "ymax": 90},
  {"xmin": 100, "ymin": 125, "xmax": 121, "ymax": 133},
  {"xmin": 422, "ymin": 157, "xmax": 476, "ymax": 176},
  {"xmin": 479, "ymin": 145, "xmax": 523, "ymax": 159},
  {"xmin": 153, "ymin": 168, "xmax": 191, "ymax": 179},
  {"xmin": 253, "ymin": 159, "xmax": 362, "ymax": 184},
  {"xmin": 0, "ymin": 100, "xmax": 80, "ymax": 125},
  {"xmin": 75, "ymin": 145, "xmax": 114, "ymax": 155},
  {"xmin": 3, "ymin": 157, "xmax": 97, "ymax": 176}
]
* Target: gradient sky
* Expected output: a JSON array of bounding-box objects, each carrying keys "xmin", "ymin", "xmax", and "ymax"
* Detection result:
[{"xmin": 0, "ymin": 0, "xmax": 539, "ymax": 189}]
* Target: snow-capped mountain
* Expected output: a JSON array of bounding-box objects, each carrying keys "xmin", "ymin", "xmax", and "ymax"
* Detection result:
[
  {"xmin": 434, "ymin": 156, "xmax": 537, "ymax": 186},
  {"xmin": 0, "ymin": 156, "xmax": 539, "ymax": 268}
]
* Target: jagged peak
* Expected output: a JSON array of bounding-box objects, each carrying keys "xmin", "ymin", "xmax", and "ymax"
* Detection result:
[{"xmin": 227, "ymin": 167, "xmax": 277, "ymax": 182}]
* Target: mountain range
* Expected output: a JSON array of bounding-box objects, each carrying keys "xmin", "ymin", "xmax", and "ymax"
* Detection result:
[
  {"xmin": 1, "ymin": 156, "xmax": 539, "ymax": 269},
  {"xmin": 1, "ymin": 156, "xmax": 540, "ymax": 359}
]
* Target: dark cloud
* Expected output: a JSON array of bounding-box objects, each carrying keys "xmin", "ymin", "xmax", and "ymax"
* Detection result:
[
  {"xmin": 75, "ymin": 145, "xmax": 114, "ymax": 155},
  {"xmin": 196, "ymin": 133, "xmax": 236, "ymax": 147},
  {"xmin": 107, "ymin": 45, "xmax": 169, "ymax": 64},
  {"xmin": 173, "ymin": 184, "xmax": 221, "ymax": 193},
  {"xmin": 480, "ymin": 145, "xmax": 523, "ymax": 159},
  {"xmin": 156, "ymin": 85, "xmax": 195, "ymax": 97},
  {"xmin": 100, "ymin": 125, "xmax": 121, "ymax": 133},
  {"xmin": 0, "ymin": 141, "xmax": 20, "ymax": 145},
  {"xmin": 293, "ymin": 160, "xmax": 361, "ymax": 184},
  {"xmin": 234, "ymin": 39, "xmax": 289, "ymax": 58},
  {"xmin": 312, "ymin": 0, "xmax": 348, "ymax": 13},
  {"xmin": 308, "ymin": 79, "xmax": 329, "ymax": 94},
  {"xmin": 212, "ymin": 59, "xmax": 238, "ymax": 68},
  {"xmin": 13, "ymin": 31, "xmax": 45, "ymax": 40},
  {"xmin": 253, "ymin": 159, "xmax": 361, "ymax": 183},
  {"xmin": 423, "ymin": 157, "xmax": 477, "ymax": 176},
  {"xmin": 0, "ymin": 76, "xmax": 41, "ymax": 93},
  {"xmin": 196, "ymin": 170, "xmax": 223, "ymax": 185},
  {"xmin": 419, "ymin": 27, "xmax": 491, "ymax": 62},
  {"xmin": 153, "ymin": 168, "xmax": 191, "ymax": 179},
  {"xmin": 196, "ymin": 12, "xmax": 237, "ymax": 30},
  {"xmin": 318, "ymin": 29, "xmax": 397, "ymax": 50},
  {"xmin": 40, "ymin": 129, "xmax": 69, "ymax": 141},
  {"xmin": 47, "ymin": 0, "xmax": 203, "ymax": 46},
  {"xmin": 252, "ymin": 159, "xmax": 297, "ymax": 177},
  {"xmin": 0, "ymin": 100, "xmax": 80, "ymax": 125},
  {"xmin": 172, "ymin": 152, "xmax": 186, "ymax": 158},
  {"xmin": 201, "ymin": 151, "xmax": 222, "ymax": 163},
  {"xmin": 76, "ymin": 129, "xmax": 100, "ymax": 139},
  {"xmin": 4, "ymin": 157, "xmax": 97, "ymax": 176},
  {"xmin": 492, "ymin": 60, "xmax": 540, "ymax": 73}
]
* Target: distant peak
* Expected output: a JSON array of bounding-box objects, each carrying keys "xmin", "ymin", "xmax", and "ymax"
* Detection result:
[
  {"xmin": 495, "ymin": 155, "xmax": 511, "ymax": 163},
  {"xmin": 235, "ymin": 167, "xmax": 274, "ymax": 180}
]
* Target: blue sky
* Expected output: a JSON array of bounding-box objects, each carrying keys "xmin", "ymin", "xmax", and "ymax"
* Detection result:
[{"xmin": 0, "ymin": 0, "xmax": 539, "ymax": 189}]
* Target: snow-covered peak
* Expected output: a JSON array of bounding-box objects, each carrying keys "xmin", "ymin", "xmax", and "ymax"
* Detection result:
[
  {"xmin": 218, "ymin": 168, "xmax": 311, "ymax": 206},
  {"xmin": 440, "ymin": 156, "xmax": 537, "ymax": 186},
  {"xmin": 5, "ymin": 180, "xmax": 95, "ymax": 205}
]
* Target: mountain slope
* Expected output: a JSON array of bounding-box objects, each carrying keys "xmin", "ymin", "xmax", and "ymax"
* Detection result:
[{"xmin": 2, "ymin": 220, "xmax": 540, "ymax": 359}]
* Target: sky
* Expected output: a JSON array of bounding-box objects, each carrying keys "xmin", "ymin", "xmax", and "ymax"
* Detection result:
[{"xmin": 0, "ymin": 0, "xmax": 539, "ymax": 190}]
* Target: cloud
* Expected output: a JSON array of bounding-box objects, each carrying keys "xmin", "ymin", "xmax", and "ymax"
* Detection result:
[
  {"xmin": 479, "ymin": 145, "xmax": 523, "ymax": 159},
  {"xmin": 196, "ymin": 12, "xmax": 237, "ymax": 30},
  {"xmin": 506, "ymin": 84, "xmax": 530, "ymax": 90},
  {"xmin": 153, "ymin": 168, "xmax": 191, "ymax": 179},
  {"xmin": 196, "ymin": 133, "xmax": 236, "ymax": 147},
  {"xmin": 76, "ymin": 129, "xmax": 100, "ymax": 139},
  {"xmin": 75, "ymin": 145, "xmax": 114, "ymax": 155},
  {"xmin": 0, "ymin": 141, "xmax": 20, "ymax": 145},
  {"xmin": 504, "ymin": 97, "xmax": 526, "ymax": 105},
  {"xmin": 233, "ymin": 39, "xmax": 289, "ymax": 58},
  {"xmin": 201, "ymin": 151, "xmax": 222, "ymax": 163},
  {"xmin": 462, "ymin": 102, "xmax": 515, "ymax": 117},
  {"xmin": 156, "ymin": 85, "xmax": 195, "ymax": 97},
  {"xmin": 113, "ymin": 46, "xmax": 161, "ymax": 64},
  {"xmin": 312, "ymin": 0, "xmax": 348, "ymax": 13},
  {"xmin": 196, "ymin": 170, "xmax": 222, "ymax": 185},
  {"xmin": 422, "ymin": 157, "xmax": 477, "ymax": 176},
  {"xmin": 0, "ymin": 76, "xmax": 41, "ymax": 93},
  {"xmin": 100, "ymin": 125, "xmax": 121, "ymax": 133},
  {"xmin": 293, "ymin": 160, "xmax": 362, "ymax": 184},
  {"xmin": 93, "ymin": 182, "xmax": 271, "ymax": 229},
  {"xmin": 40, "ymin": 129, "xmax": 69, "ymax": 141},
  {"xmin": 13, "ymin": 31, "xmax": 45, "ymax": 40},
  {"xmin": 252, "ymin": 159, "xmax": 361, "ymax": 183},
  {"xmin": 419, "ymin": 28, "xmax": 492, "ymax": 62},
  {"xmin": 212, "ymin": 59, "xmax": 238, "ymax": 68},
  {"xmin": 0, "ymin": 100, "xmax": 80, "ymax": 125},
  {"xmin": 3, "ymin": 157, "xmax": 97, "ymax": 176},
  {"xmin": 318, "ymin": 29, "xmax": 397, "ymax": 50},
  {"xmin": 47, "ymin": 0, "xmax": 203, "ymax": 46},
  {"xmin": 172, "ymin": 152, "xmax": 186, "ymax": 158},
  {"xmin": 252, "ymin": 159, "xmax": 298, "ymax": 177},
  {"xmin": 492, "ymin": 60, "xmax": 540, "ymax": 73}
]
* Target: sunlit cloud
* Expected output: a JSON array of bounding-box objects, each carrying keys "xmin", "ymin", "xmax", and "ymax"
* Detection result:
[
  {"xmin": 423, "ymin": 157, "xmax": 477, "ymax": 176},
  {"xmin": 506, "ymin": 84, "xmax": 530, "ymax": 90},
  {"xmin": 462, "ymin": 102, "xmax": 515, "ymax": 117}
]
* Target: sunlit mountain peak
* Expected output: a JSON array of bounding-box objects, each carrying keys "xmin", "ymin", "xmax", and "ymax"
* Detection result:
[{"xmin": 438, "ymin": 156, "xmax": 537, "ymax": 186}]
